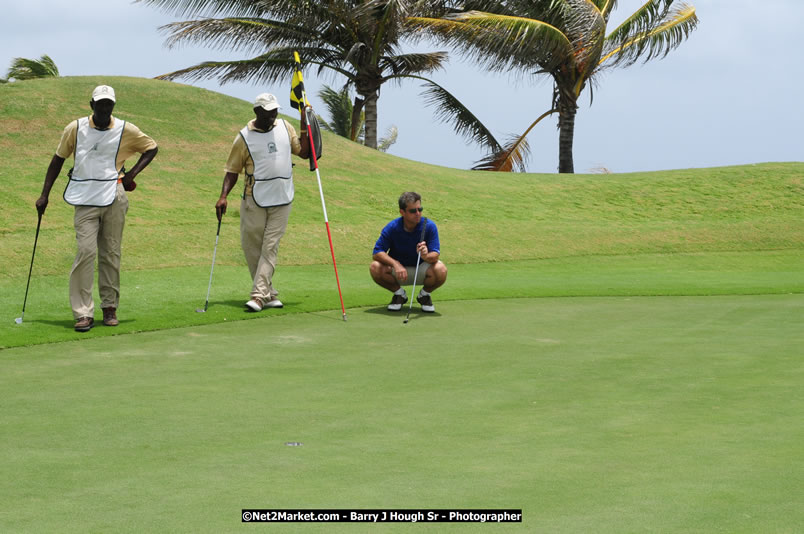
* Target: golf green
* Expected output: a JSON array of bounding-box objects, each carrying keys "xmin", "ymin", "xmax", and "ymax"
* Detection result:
[{"xmin": 1, "ymin": 295, "xmax": 801, "ymax": 532}]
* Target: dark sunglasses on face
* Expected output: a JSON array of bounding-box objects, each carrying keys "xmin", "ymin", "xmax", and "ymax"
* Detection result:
[{"xmin": 407, "ymin": 207, "xmax": 424, "ymax": 213}]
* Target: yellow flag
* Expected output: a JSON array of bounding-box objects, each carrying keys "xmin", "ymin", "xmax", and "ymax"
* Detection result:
[{"xmin": 290, "ymin": 51, "xmax": 308, "ymax": 111}]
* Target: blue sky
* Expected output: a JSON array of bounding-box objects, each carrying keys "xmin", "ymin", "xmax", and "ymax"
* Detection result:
[{"xmin": 2, "ymin": 0, "xmax": 801, "ymax": 173}]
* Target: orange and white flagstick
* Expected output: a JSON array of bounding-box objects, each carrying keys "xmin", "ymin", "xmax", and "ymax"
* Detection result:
[{"xmin": 292, "ymin": 52, "xmax": 347, "ymax": 321}]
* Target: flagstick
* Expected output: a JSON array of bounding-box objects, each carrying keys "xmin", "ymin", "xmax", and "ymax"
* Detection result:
[
  {"xmin": 304, "ymin": 107, "xmax": 347, "ymax": 322},
  {"xmin": 293, "ymin": 52, "xmax": 346, "ymax": 321}
]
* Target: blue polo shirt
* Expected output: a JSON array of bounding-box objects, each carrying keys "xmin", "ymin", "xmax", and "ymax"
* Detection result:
[{"xmin": 373, "ymin": 217, "xmax": 440, "ymax": 266}]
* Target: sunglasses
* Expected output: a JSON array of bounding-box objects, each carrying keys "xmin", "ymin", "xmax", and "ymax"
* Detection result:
[{"xmin": 406, "ymin": 207, "xmax": 424, "ymax": 214}]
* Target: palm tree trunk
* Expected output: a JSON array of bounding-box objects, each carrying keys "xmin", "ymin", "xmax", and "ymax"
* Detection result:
[
  {"xmin": 557, "ymin": 94, "xmax": 578, "ymax": 174},
  {"xmin": 364, "ymin": 92, "xmax": 379, "ymax": 149},
  {"xmin": 351, "ymin": 96, "xmax": 365, "ymax": 142}
]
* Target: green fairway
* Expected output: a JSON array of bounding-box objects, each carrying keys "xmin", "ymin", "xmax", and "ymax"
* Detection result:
[{"xmin": 1, "ymin": 296, "xmax": 802, "ymax": 533}]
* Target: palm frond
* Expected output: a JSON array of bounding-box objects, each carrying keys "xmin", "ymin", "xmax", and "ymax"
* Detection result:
[
  {"xmin": 413, "ymin": 76, "xmax": 502, "ymax": 154},
  {"xmin": 378, "ymin": 125, "xmax": 398, "ymax": 152},
  {"xmin": 159, "ymin": 17, "xmax": 320, "ymax": 55},
  {"xmin": 472, "ymin": 134, "xmax": 531, "ymax": 172},
  {"xmin": 6, "ymin": 55, "xmax": 59, "ymax": 80},
  {"xmin": 604, "ymin": 0, "xmax": 672, "ymax": 52},
  {"xmin": 133, "ymin": 0, "xmax": 315, "ymax": 19},
  {"xmin": 409, "ymin": 12, "xmax": 574, "ymax": 73},
  {"xmin": 598, "ymin": 0, "xmax": 618, "ymax": 20},
  {"xmin": 317, "ymin": 84, "xmax": 356, "ymax": 139},
  {"xmin": 155, "ymin": 54, "xmax": 291, "ymax": 85},
  {"xmin": 600, "ymin": 3, "xmax": 698, "ymax": 68},
  {"xmin": 471, "ymin": 107, "xmax": 556, "ymax": 172},
  {"xmin": 380, "ymin": 52, "xmax": 448, "ymax": 77}
]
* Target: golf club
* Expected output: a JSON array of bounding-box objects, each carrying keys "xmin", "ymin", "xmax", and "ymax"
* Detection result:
[
  {"xmin": 196, "ymin": 217, "xmax": 222, "ymax": 313},
  {"xmin": 404, "ymin": 217, "xmax": 427, "ymax": 324},
  {"xmin": 16, "ymin": 211, "xmax": 43, "ymax": 324}
]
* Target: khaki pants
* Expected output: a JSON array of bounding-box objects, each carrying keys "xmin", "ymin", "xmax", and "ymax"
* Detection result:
[
  {"xmin": 240, "ymin": 196, "xmax": 291, "ymax": 300},
  {"xmin": 69, "ymin": 183, "xmax": 128, "ymax": 319}
]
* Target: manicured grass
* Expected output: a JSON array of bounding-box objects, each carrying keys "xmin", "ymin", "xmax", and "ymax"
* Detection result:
[
  {"xmin": 2, "ymin": 250, "xmax": 801, "ymax": 349},
  {"xmin": 1, "ymin": 295, "xmax": 801, "ymax": 533}
]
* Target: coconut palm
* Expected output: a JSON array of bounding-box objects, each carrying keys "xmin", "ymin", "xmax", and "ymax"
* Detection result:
[
  {"xmin": 317, "ymin": 84, "xmax": 398, "ymax": 151},
  {"xmin": 411, "ymin": 0, "xmax": 698, "ymax": 172},
  {"xmin": 5, "ymin": 54, "xmax": 59, "ymax": 81},
  {"xmin": 317, "ymin": 84, "xmax": 364, "ymax": 141},
  {"xmin": 136, "ymin": 0, "xmax": 494, "ymax": 152}
]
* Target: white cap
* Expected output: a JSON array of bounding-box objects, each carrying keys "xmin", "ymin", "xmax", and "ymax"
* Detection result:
[
  {"xmin": 91, "ymin": 85, "xmax": 116, "ymax": 102},
  {"xmin": 254, "ymin": 93, "xmax": 280, "ymax": 111}
]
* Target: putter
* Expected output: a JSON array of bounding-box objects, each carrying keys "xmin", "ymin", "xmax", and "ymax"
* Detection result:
[
  {"xmin": 404, "ymin": 217, "xmax": 427, "ymax": 324},
  {"xmin": 16, "ymin": 211, "xmax": 43, "ymax": 324},
  {"xmin": 196, "ymin": 218, "xmax": 222, "ymax": 313}
]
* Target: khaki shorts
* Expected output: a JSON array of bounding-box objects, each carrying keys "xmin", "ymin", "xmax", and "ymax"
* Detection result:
[{"xmin": 393, "ymin": 262, "xmax": 431, "ymax": 286}]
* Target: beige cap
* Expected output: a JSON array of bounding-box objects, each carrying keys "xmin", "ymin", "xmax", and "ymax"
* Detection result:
[
  {"xmin": 254, "ymin": 93, "xmax": 280, "ymax": 111},
  {"xmin": 91, "ymin": 85, "xmax": 116, "ymax": 102}
]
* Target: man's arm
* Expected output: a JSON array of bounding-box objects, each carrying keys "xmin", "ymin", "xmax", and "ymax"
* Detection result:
[
  {"xmin": 416, "ymin": 242, "xmax": 440, "ymax": 264},
  {"xmin": 35, "ymin": 155, "xmax": 66, "ymax": 215},
  {"xmin": 215, "ymin": 172, "xmax": 239, "ymax": 221},
  {"xmin": 121, "ymin": 147, "xmax": 158, "ymax": 191},
  {"xmin": 373, "ymin": 250, "xmax": 408, "ymax": 282},
  {"xmin": 295, "ymin": 111, "xmax": 311, "ymax": 160}
]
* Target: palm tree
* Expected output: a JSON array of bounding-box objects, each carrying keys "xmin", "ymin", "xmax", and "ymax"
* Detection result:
[
  {"xmin": 317, "ymin": 84, "xmax": 398, "ymax": 151},
  {"xmin": 411, "ymin": 0, "xmax": 698, "ymax": 172},
  {"xmin": 5, "ymin": 54, "xmax": 59, "ymax": 81},
  {"xmin": 317, "ymin": 84, "xmax": 364, "ymax": 141},
  {"xmin": 136, "ymin": 0, "xmax": 492, "ymax": 151}
]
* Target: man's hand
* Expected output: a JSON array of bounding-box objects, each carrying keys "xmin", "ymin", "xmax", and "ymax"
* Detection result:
[
  {"xmin": 215, "ymin": 198, "xmax": 228, "ymax": 221},
  {"xmin": 122, "ymin": 174, "xmax": 137, "ymax": 191},
  {"xmin": 35, "ymin": 195, "xmax": 48, "ymax": 216},
  {"xmin": 393, "ymin": 261, "xmax": 407, "ymax": 282},
  {"xmin": 416, "ymin": 241, "xmax": 428, "ymax": 257}
]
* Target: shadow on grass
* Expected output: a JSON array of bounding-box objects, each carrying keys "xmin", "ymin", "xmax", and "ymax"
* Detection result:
[
  {"xmin": 361, "ymin": 306, "xmax": 442, "ymax": 322},
  {"xmin": 37, "ymin": 319, "xmax": 81, "ymax": 330}
]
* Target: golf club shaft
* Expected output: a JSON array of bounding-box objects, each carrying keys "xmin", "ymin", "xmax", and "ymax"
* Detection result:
[
  {"xmin": 203, "ymin": 218, "xmax": 222, "ymax": 310},
  {"xmin": 404, "ymin": 218, "xmax": 427, "ymax": 322},
  {"xmin": 19, "ymin": 212, "xmax": 43, "ymax": 320},
  {"xmin": 404, "ymin": 251, "xmax": 422, "ymax": 321}
]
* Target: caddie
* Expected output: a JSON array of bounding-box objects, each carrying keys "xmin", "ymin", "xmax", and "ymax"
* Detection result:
[
  {"xmin": 35, "ymin": 85, "xmax": 158, "ymax": 332},
  {"xmin": 215, "ymin": 93, "xmax": 310, "ymax": 312}
]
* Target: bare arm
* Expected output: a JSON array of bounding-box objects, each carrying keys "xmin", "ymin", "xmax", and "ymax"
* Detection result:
[
  {"xmin": 416, "ymin": 242, "xmax": 440, "ymax": 264},
  {"xmin": 121, "ymin": 147, "xmax": 158, "ymax": 190},
  {"xmin": 373, "ymin": 250, "xmax": 408, "ymax": 282},
  {"xmin": 35, "ymin": 155, "xmax": 66, "ymax": 215},
  {"xmin": 215, "ymin": 171, "xmax": 239, "ymax": 221},
  {"xmin": 297, "ymin": 108, "xmax": 311, "ymax": 160}
]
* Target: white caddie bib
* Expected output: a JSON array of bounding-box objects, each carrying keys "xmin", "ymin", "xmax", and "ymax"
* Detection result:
[
  {"xmin": 240, "ymin": 120, "xmax": 294, "ymax": 207},
  {"xmin": 63, "ymin": 117, "xmax": 125, "ymax": 207}
]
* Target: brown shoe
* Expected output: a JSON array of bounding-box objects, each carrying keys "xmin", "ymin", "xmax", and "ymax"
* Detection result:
[
  {"xmin": 74, "ymin": 316, "xmax": 95, "ymax": 332},
  {"xmin": 102, "ymin": 307, "xmax": 119, "ymax": 327}
]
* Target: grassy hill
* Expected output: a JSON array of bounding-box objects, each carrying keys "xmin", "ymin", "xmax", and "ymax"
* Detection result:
[{"xmin": 2, "ymin": 76, "xmax": 802, "ymax": 277}]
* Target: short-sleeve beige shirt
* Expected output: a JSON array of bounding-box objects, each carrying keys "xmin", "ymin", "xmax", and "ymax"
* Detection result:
[
  {"xmin": 224, "ymin": 118, "xmax": 301, "ymax": 196},
  {"xmin": 56, "ymin": 116, "xmax": 157, "ymax": 178}
]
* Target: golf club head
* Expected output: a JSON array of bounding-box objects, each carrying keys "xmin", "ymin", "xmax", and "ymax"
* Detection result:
[
  {"xmin": 15, "ymin": 317, "xmax": 23, "ymax": 324},
  {"xmin": 195, "ymin": 308, "xmax": 205, "ymax": 313}
]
